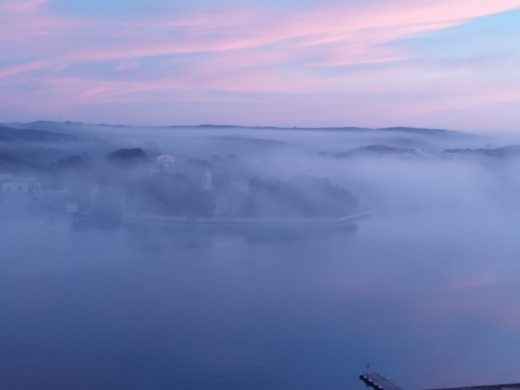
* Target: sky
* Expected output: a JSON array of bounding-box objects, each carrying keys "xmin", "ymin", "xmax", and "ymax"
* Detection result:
[{"xmin": 1, "ymin": 0, "xmax": 520, "ymax": 131}]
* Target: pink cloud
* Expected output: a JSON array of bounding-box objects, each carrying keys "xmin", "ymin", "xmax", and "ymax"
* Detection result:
[
  {"xmin": 0, "ymin": 0, "xmax": 46, "ymax": 13},
  {"xmin": 0, "ymin": 0, "xmax": 519, "ymax": 125},
  {"xmin": 2, "ymin": 0, "xmax": 519, "ymax": 76},
  {"xmin": 115, "ymin": 59, "xmax": 140, "ymax": 72}
]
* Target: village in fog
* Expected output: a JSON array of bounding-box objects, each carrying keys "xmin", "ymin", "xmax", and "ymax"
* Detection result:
[
  {"xmin": 3, "ymin": 122, "xmax": 520, "ymax": 237},
  {"xmin": 0, "ymin": 123, "xmax": 364, "ymax": 240}
]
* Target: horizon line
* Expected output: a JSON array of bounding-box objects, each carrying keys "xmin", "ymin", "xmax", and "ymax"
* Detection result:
[{"xmin": 2, "ymin": 120, "xmax": 464, "ymax": 133}]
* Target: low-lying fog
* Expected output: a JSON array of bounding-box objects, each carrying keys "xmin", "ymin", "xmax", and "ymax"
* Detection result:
[{"xmin": 1, "ymin": 122, "xmax": 520, "ymax": 389}]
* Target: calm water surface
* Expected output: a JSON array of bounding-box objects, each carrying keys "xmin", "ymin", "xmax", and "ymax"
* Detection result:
[{"xmin": 1, "ymin": 213, "xmax": 519, "ymax": 389}]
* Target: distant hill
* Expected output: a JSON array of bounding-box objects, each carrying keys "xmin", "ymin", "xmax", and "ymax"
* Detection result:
[
  {"xmin": 334, "ymin": 144, "xmax": 419, "ymax": 159},
  {"xmin": 8, "ymin": 121, "xmax": 463, "ymax": 136},
  {"xmin": 195, "ymin": 124, "xmax": 458, "ymax": 135},
  {"xmin": 378, "ymin": 127, "xmax": 452, "ymax": 135},
  {"xmin": 0, "ymin": 150, "xmax": 35, "ymax": 172},
  {"xmin": 193, "ymin": 124, "xmax": 370, "ymax": 131},
  {"xmin": 0, "ymin": 125, "xmax": 79, "ymax": 142},
  {"xmin": 443, "ymin": 145, "xmax": 520, "ymax": 159},
  {"xmin": 331, "ymin": 144, "xmax": 520, "ymax": 161}
]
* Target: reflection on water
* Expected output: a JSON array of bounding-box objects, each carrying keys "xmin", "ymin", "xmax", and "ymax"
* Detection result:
[{"xmin": 1, "ymin": 211, "xmax": 519, "ymax": 390}]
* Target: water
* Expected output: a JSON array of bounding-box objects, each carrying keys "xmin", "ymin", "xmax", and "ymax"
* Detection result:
[{"xmin": 1, "ymin": 211, "xmax": 519, "ymax": 390}]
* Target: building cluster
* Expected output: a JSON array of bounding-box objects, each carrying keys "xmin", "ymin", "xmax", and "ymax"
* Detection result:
[
  {"xmin": 0, "ymin": 174, "xmax": 69, "ymax": 210},
  {"xmin": 0, "ymin": 150, "xmax": 353, "ymax": 223},
  {"xmin": 0, "ymin": 174, "xmax": 42, "ymax": 195}
]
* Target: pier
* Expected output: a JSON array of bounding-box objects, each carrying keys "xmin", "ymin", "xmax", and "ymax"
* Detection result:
[
  {"xmin": 360, "ymin": 372, "xmax": 520, "ymax": 390},
  {"xmin": 123, "ymin": 211, "xmax": 372, "ymax": 229}
]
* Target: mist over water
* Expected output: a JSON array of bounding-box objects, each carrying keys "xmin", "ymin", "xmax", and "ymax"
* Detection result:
[{"xmin": 1, "ymin": 124, "xmax": 520, "ymax": 389}]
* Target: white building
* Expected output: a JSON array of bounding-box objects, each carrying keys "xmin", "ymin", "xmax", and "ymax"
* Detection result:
[{"xmin": 154, "ymin": 154, "xmax": 176, "ymax": 171}]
